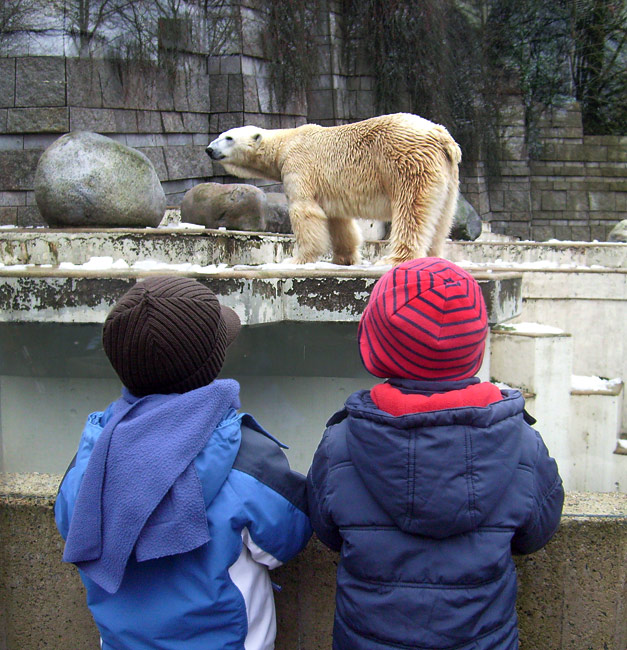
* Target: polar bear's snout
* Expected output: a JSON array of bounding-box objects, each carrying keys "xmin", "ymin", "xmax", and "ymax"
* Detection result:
[{"xmin": 205, "ymin": 145, "xmax": 224, "ymax": 161}]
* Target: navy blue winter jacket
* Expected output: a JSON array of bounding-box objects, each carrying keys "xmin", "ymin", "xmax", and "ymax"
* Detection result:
[{"xmin": 307, "ymin": 378, "xmax": 564, "ymax": 650}]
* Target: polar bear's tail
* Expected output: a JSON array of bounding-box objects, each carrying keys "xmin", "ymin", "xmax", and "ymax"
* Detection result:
[{"xmin": 436, "ymin": 127, "xmax": 462, "ymax": 166}]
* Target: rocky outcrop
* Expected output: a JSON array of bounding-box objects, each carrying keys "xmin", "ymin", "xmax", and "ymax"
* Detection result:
[
  {"xmin": 180, "ymin": 183, "xmax": 269, "ymax": 232},
  {"xmin": 34, "ymin": 131, "xmax": 166, "ymax": 228}
]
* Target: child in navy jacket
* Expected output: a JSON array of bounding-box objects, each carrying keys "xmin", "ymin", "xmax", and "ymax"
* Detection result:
[
  {"xmin": 307, "ymin": 258, "xmax": 564, "ymax": 650},
  {"xmin": 55, "ymin": 276, "xmax": 311, "ymax": 650}
]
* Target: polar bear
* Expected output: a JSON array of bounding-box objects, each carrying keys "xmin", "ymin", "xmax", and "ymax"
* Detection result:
[{"xmin": 206, "ymin": 113, "xmax": 461, "ymax": 266}]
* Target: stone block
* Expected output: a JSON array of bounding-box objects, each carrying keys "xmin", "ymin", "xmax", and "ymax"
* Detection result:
[
  {"xmin": 17, "ymin": 205, "xmax": 46, "ymax": 227},
  {"xmin": 0, "ymin": 58, "xmax": 16, "ymax": 108},
  {"xmin": 553, "ymin": 225, "xmax": 574, "ymax": 241},
  {"xmin": 218, "ymin": 113, "xmax": 244, "ymax": 132},
  {"xmin": 173, "ymin": 72, "xmax": 210, "ymax": 113},
  {"xmin": 0, "ymin": 206, "xmax": 17, "ymax": 225},
  {"xmin": 0, "ymin": 150, "xmax": 43, "ymax": 190},
  {"xmin": 210, "ymin": 75, "xmax": 229, "ymax": 113},
  {"xmin": 182, "ymin": 113, "xmax": 209, "ymax": 133},
  {"xmin": 307, "ymin": 89, "xmax": 334, "ymax": 121},
  {"xmin": 23, "ymin": 134, "xmax": 60, "ymax": 151},
  {"xmin": 137, "ymin": 147, "xmax": 168, "ymax": 180},
  {"xmin": 491, "ymin": 326, "xmax": 573, "ymax": 478},
  {"xmin": 193, "ymin": 133, "xmax": 210, "ymax": 146},
  {"xmin": 220, "ymin": 55, "xmax": 242, "ymax": 75},
  {"xmin": 165, "ymin": 134, "xmax": 193, "ymax": 146},
  {"xmin": 69, "ymin": 107, "xmax": 137, "ymax": 133},
  {"xmin": 0, "ymin": 134, "xmax": 23, "ymax": 150},
  {"xmin": 607, "ymin": 145, "xmax": 627, "ymax": 163},
  {"xmin": 566, "ymin": 210, "xmax": 589, "ymax": 222},
  {"xmin": 567, "ymin": 191, "xmax": 589, "ymax": 212},
  {"xmin": 228, "ymin": 75, "xmax": 244, "ymax": 111},
  {"xmin": 68, "ymin": 58, "xmax": 136, "ymax": 110},
  {"xmin": 531, "ymin": 225, "xmax": 555, "ymax": 241},
  {"xmin": 240, "ymin": 6, "xmax": 265, "ymax": 58},
  {"xmin": 163, "ymin": 145, "xmax": 211, "ymax": 181},
  {"xmin": 242, "ymin": 75, "xmax": 260, "ymax": 112},
  {"xmin": 589, "ymin": 191, "xmax": 616, "ymax": 212},
  {"xmin": 208, "ymin": 56, "xmax": 221, "ymax": 75},
  {"xmin": 257, "ymin": 77, "xmax": 276, "ymax": 113},
  {"xmin": 161, "ymin": 112, "xmax": 186, "ymax": 132},
  {"xmin": 241, "ymin": 56, "xmax": 257, "ymax": 76},
  {"xmin": 583, "ymin": 145, "xmax": 608, "ymax": 163},
  {"xmin": 136, "ymin": 110, "xmax": 163, "ymax": 133},
  {"xmin": 515, "ymin": 506, "xmax": 627, "ymax": 650},
  {"xmin": 541, "ymin": 191, "xmax": 567, "ymax": 211},
  {"xmin": 15, "ymin": 57, "xmax": 66, "ymax": 108},
  {"xmin": 568, "ymin": 225, "xmax": 591, "ymax": 241},
  {"xmin": 503, "ymin": 189, "xmax": 530, "ymax": 212},
  {"xmin": 0, "ymin": 191, "xmax": 26, "ymax": 207},
  {"xmin": 7, "ymin": 107, "xmax": 69, "ymax": 134}
]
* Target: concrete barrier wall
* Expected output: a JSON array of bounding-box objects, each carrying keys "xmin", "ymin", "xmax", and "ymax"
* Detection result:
[{"xmin": 1, "ymin": 475, "xmax": 625, "ymax": 650}]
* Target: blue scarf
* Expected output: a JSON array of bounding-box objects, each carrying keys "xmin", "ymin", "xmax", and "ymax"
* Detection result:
[{"xmin": 63, "ymin": 379, "xmax": 241, "ymax": 594}]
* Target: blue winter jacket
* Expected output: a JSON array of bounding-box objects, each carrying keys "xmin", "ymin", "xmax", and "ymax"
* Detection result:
[
  {"xmin": 307, "ymin": 378, "xmax": 564, "ymax": 650},
  {"xmin": 55, "ymin": 393, "xmax": 312, "ymax": 650}
]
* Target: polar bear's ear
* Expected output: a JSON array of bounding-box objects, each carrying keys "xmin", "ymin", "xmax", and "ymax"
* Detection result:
[{"xmin": 252, "ymin": 132, "xmax": 262, "ymax": 142}]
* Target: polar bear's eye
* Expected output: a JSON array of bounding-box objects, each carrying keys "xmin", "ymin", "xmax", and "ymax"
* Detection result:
[{"xmin": 225, "ymin": 136, "xmax": 233, "ymax": 142}]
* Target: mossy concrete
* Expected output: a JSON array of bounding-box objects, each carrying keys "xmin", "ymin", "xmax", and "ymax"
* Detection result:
[{"xmin": 1, "ymin": 475, "xmax": 625, "ymax": 650}]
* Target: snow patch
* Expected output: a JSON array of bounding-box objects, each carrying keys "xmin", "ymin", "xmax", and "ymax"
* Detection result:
[
  {"xmin": 571, "ymin": 375, "xmax": 623, "ymax": 393},
  {"xmin": 496, "ymin": 322, "xmax": 565, "ymax": 335}
]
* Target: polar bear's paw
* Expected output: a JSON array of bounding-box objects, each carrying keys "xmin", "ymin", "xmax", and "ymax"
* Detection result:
[{"xmin": 332, "ymin": 252, "xmax": 361, "ymax": 266}]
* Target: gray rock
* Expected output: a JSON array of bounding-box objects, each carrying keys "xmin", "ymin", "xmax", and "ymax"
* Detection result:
[
  {"xmin": 181, "ymin": 183, "xmax": 268, "ymax": 232},
  {"xmin": 450, "ymin": 194, "xmax": 482, "ymax": 241},
  {"xmin": 607, "ymin": 219, "xmax": 627, "ymax": 242},
  {"xmin": 34, "ymin": 131, "xmax": 166, "ymax": 227},
  {"xmin": 265, "ymin": 192, "xmax": 292, "ymax": 233}
]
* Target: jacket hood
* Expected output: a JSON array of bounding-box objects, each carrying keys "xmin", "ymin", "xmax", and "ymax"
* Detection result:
[{"xmin": 344, "ymin": 381, "xmax": 526, "ymax": 538}]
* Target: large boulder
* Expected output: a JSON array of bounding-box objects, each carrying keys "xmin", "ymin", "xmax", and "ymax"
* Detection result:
[
  {"xmin": 34, "ymin": 131, "xmax": 166, "ymax": 227},
  {"xmin": 608, "ymin": 219, "xmax": 627, "ymax": 242},
  {"xmin": 264, "ymin": 192, "xmax": 292, "ymax": 234},
  {"xmin": 181, "ymin": 183, "xmax": 268, "ymax": 232},
  {"xmin": 450, "ymin": 194, "xmax": 482, "ymax": 241}
]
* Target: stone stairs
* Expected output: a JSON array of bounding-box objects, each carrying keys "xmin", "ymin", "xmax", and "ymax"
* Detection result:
[{"xmin": 491, "ymin": 323, "xmax": 625, "ymax": 492}]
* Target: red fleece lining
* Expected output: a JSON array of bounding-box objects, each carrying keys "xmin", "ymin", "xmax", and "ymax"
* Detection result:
[{"xmin": 371, "ymin": 382, "xmax": 503, "ymax": 416}]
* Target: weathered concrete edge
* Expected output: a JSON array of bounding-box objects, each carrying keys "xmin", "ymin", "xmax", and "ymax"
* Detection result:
[
  {"xmin": 2, "ymin": 474, "xmax": 624, "ymax": 518},
  {"xmin": 0, "ymin": 270, "xmax": 522, "ymax": 325}
]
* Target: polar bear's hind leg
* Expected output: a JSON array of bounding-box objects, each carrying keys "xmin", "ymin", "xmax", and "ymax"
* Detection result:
[{"xmin": 328, "ymin": 217, "xmax": 362, "ymax": 266}]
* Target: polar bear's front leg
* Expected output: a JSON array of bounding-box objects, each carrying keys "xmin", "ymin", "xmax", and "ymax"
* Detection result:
[
  {"xmin": 327, "ymin": 217, "xmax": 362, "ymax": 266},
  {"xmin": 288, "ymin": 199, "xmax": 331, "ymax": 264}
]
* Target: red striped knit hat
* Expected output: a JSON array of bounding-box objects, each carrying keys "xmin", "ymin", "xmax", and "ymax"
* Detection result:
[
  {"xmin": 358, "ymin": 258, "xmax": 487, "ymax": 381},
  {"xmin": 103, "ymin": 276, "xmax": 241, "ymax": 396}
]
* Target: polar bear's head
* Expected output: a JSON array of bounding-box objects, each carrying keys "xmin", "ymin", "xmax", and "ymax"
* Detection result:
[{"xmin": 206, "ymin": 126, "xmax": 271, "ymax": 179}]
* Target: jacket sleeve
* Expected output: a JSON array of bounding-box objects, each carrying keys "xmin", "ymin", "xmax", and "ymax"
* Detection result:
[
  {"xmin": 229, "ymin": 423, "xmax": 312, "ymax": 567},
  {"xmin": 511, "ymin": 428, "xmax": 565, "ymax": 555},
  {"xmin": 307, "ymin": 428, "xmax": 343, "ymax": 552},
  {"xmin": 54, "ymin": 409, "xmax": 110, "ymax": 540}
]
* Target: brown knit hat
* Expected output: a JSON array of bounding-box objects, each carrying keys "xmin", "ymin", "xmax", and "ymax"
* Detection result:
[{"xmin": 102, "ymin": 276, "xmax": 241, "ymax": 396}]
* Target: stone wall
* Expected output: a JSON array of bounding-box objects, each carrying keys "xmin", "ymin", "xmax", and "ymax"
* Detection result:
[
  {"xmin": 0, "ymin": 1, "xmax": 624, "ymax": 238},
  {"xmin": 1, "ymin": 476, "xmax": 625, "ymax": 650},
  {"xmin": 460, "ymin": 98, "xmax": 627, "ymax": 241}
]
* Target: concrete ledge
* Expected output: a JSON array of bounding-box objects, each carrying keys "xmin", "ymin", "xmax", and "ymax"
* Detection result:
[
  {"xmin": 1, "ymin": 228, "xmax": 626, "ymax": 269},
  {"xmin": 1, "ymin": 475, "xmax": 625, "ymax": 650},
  {"xmin": 0, "ymin": 268, "xmax": 522, "ymax": 326}
]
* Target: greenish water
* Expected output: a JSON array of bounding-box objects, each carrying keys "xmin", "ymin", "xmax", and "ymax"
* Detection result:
[{"xmin": 0, "ymin": 322, "xmax": 375, "ymax": 475}]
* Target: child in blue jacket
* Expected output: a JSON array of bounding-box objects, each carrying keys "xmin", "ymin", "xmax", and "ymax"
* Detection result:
[
  {"xmin": 55, "ymin": 275, "xmax": 311, "ymax": 650},
  {"xmin": 307, "ymin": 258, "xmax": 564, "ymax": 650}
]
